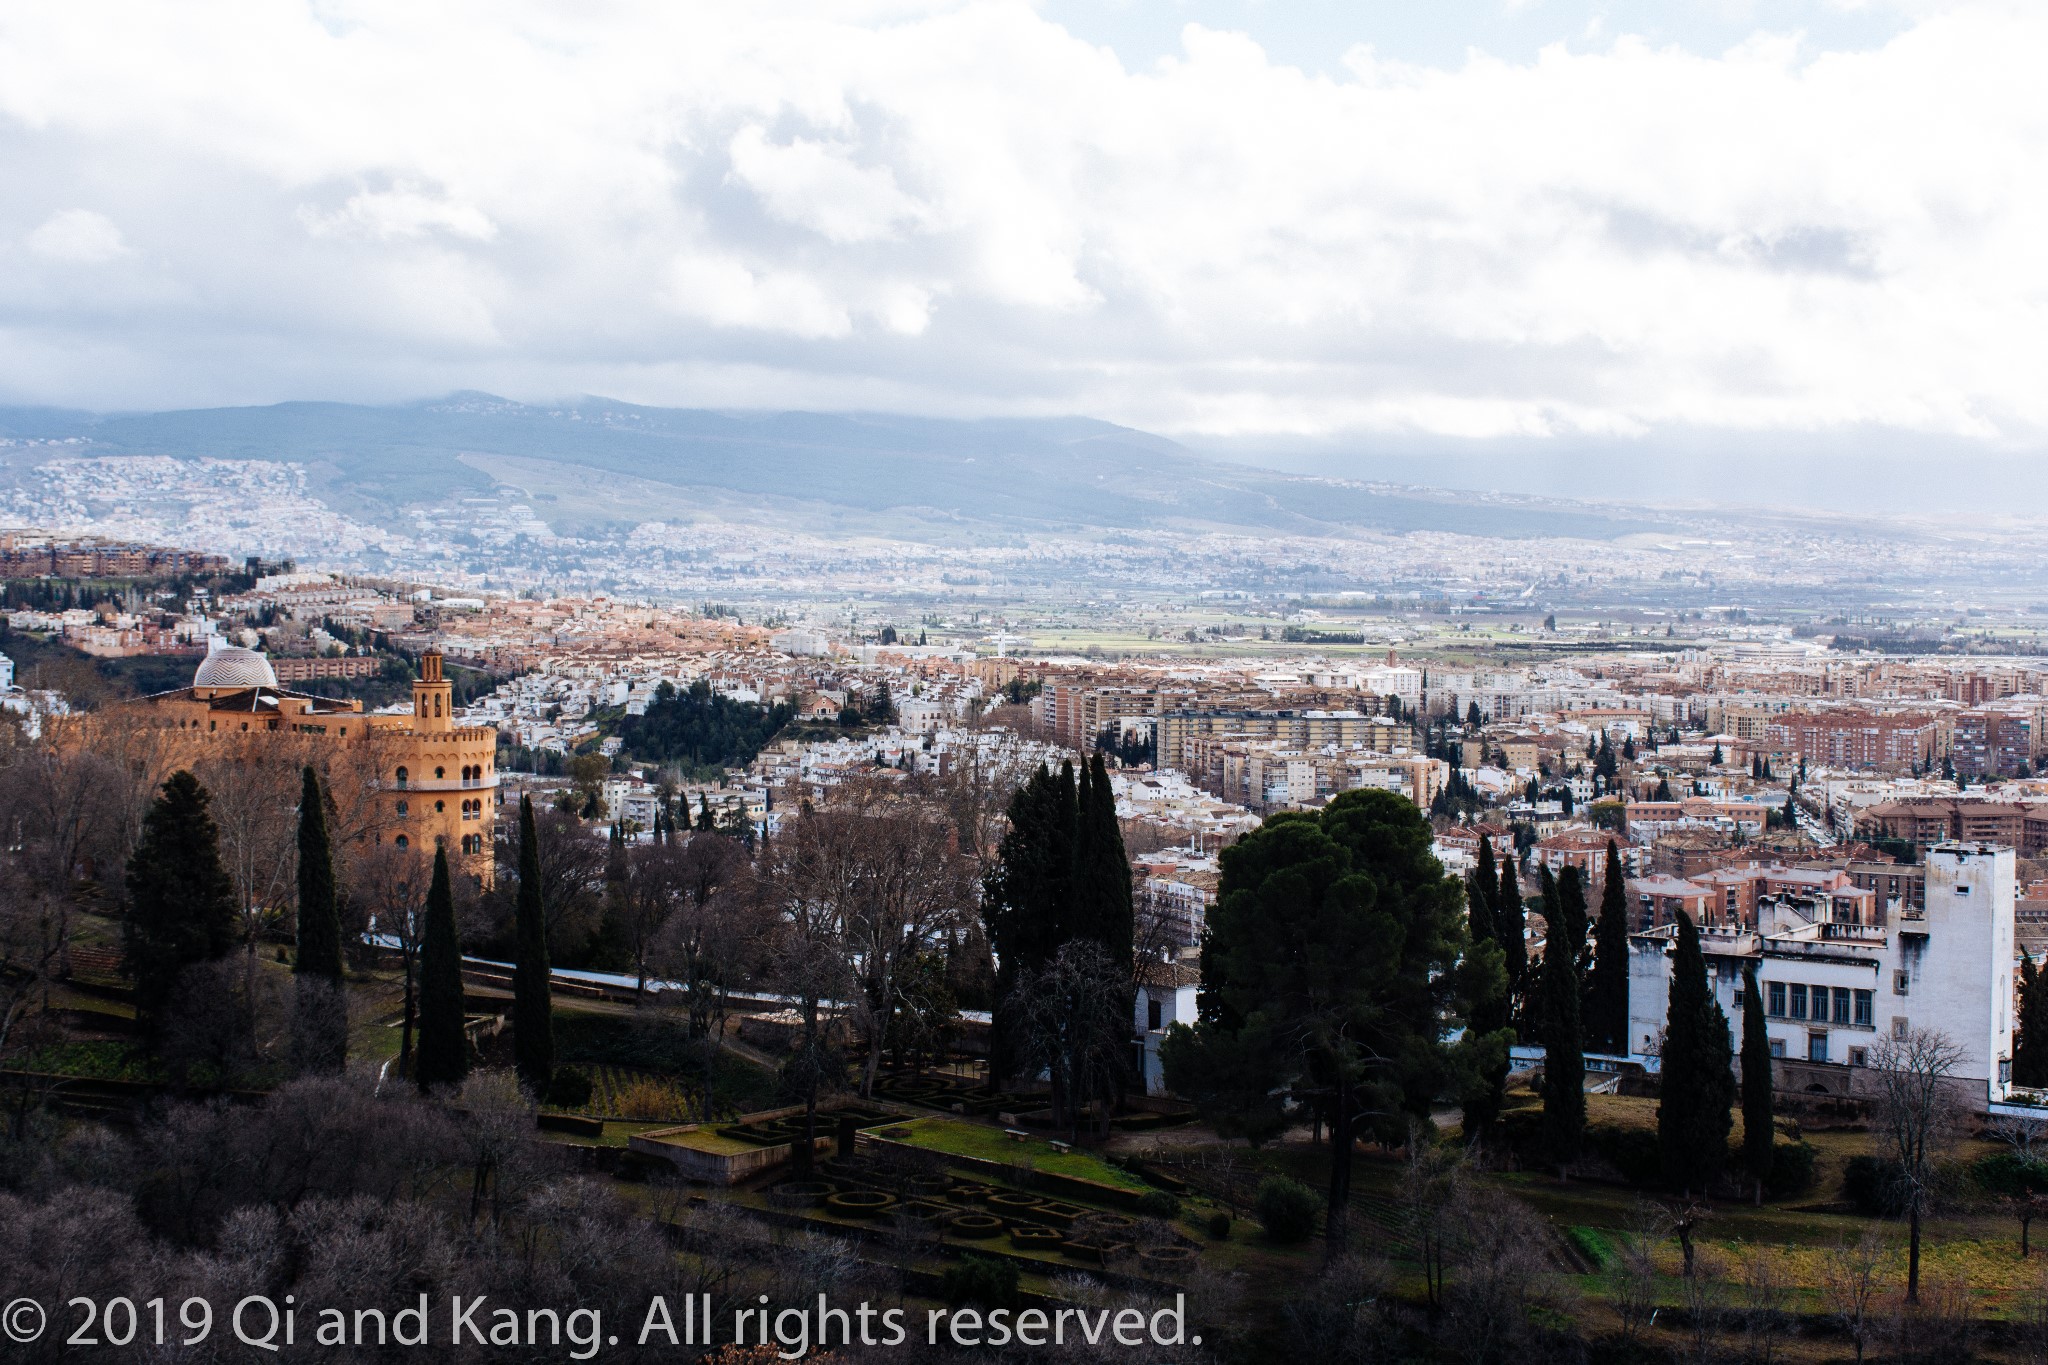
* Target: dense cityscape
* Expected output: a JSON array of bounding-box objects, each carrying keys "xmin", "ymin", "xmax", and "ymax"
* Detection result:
[{"xmin": 8, "ymin": 0, "xmax": 2048, "ymax": 1359}]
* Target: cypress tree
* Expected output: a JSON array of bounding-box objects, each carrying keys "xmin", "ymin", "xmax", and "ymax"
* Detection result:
[
  {"xmin": 984, "ymin": 763, "xmax": 1077, "ymax": 1082},
  {"xmin": 1587, "ymin": 840, "xmax": 1631, "ymax": 1054},
  {"xmin": 1659, "ymin": 911, "xmax": 1735, "ymax": 1194},
  {"xmin": 124, "ymin": 770, "xmax": 239, "ymax": 1033},
  {"xmin": 1462, "ymin": 837, "xmax": 1512, "ymax": 1142},
  {"xmin": 1537, "ymin": 864, "xmax": 1585, "ymax": 1173},
  {"xmin": 291, "ymin": 766, "xmax": 347, "ymax": 1073},
  {"xmin": 1552, "ymin": 865, "xmax": 1590, "ymax": 982},
  {"xmin": 1740, "ymin": 962, "xmax": 1775, "ymax": 1203},
  {"xmin": 1469, "ymin": 836, "xmax": 1500, "ymax": 950},
  {"xmin": 2016, "ymin": 951, "xmax": 2048, "ymax": 1089},
  {"xmin": 1498, "ymin": 859, "xmax": 1528, "ymax": 1034},
  {"xmin": 415, "ymin": 847, "xmax": 468, "ymax": 1091},
  {"xmin": 513, "ymin": 794, "xmax": 555, "ymax": 1093},
  {"xmin": 1073, "ymin": 755, "xmax": 1134, "ymax": 981}
]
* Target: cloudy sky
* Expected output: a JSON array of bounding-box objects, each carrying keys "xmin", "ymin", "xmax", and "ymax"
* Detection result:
[{"xmin": 1, "ymin": 0, "xmax": 2041, "ymax": 471}]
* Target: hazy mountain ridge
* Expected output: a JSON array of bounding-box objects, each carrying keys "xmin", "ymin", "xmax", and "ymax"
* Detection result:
[{"xmin": 0, "ymin": 395, "xmax": 1657, "ymax": 541}]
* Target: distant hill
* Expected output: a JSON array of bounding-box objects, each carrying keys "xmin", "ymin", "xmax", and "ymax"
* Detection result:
[{"xmin": 0, "ymin": 394, "xmax": 1653, "ymax": 540}]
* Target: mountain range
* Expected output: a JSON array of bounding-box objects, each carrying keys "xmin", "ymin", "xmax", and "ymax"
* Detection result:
[{"xmin": 0, "ymin": 394, "xmax": 1655, "ymax": 542}]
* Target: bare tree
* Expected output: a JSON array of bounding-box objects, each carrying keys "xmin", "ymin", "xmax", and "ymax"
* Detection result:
[
  {"xmin": 1013, "ymin": 940, "xmax": 1131, "ymax": 1140},
  {"xmin": 1441, "ymin": 1184, "xmax": 1554, "ymax": 1365},
  {"xmin": 1607, "ymin": 1206, "xmax": 1663, "ymax": 1352},
  {"xmin": 351, "ymin": 839, "xmax": 429, "ymax": 1080},
  {"xmin": 751, "ymin": 802, "xmax": 857, "ymax": 1165},
  {"xmin": 1676, "ymin": 1246, "xmax": 1728, "ymax": 1365},
  {"xmin": 1867, "ymin": 1027, "xmax": 1968, "ymax": 1302},
  {"xmin": 1738, "ymin": 1244, "xmax": 1790, "ymax": 1365},
  {"xmin": 1821, "ymin": 1227, "xmax": 1889, "ymax": 1365}
]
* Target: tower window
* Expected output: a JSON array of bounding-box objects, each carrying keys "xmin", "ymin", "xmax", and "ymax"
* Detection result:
[
  {"xmin": 435, "ymin": 767, "xmax": 445, "ymax": 780},
  {"xmin": 435, "ymin": 800, "xmax": 445, "ymax": 813},
  {"xmin": 394, "ymin": 835, "xmax": 409, "ymax": 849},
  {"xmin": 395, "ymin": 767, "xmax": 409, "ymax": 788},
  {"xmin": 396, "ymin": 801, "xmax": 408, "ymax": 816}
]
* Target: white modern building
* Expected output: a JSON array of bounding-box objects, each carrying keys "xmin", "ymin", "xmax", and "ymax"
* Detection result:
[
  {"xmin": 1626, "ymin": 842, "xmax": 2016, "ymax": 1107},
  {"xmin": 1134, "ymin": 961, "xmax": 1200, "ymax": 1096}
]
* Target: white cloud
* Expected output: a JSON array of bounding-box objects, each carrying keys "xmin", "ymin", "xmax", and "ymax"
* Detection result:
[
  {"xmin": 0, "ymin": 0, "xmax": 2043, "ymax": 449},
  {"xmin": 27, "ymin": 208, "xmax": 130, "ymax": 263}
]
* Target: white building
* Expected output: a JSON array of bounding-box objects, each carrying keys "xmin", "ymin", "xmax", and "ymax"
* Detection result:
[
  {"xmin": 1134, "ymin": 960, "xmax": 1200, "ymax": 1096},
  {"xmin": 1626, "ymin": 842, "xmax": 2016, "ymax": 1107}
]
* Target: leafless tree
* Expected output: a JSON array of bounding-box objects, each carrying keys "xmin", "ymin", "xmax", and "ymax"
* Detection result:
[
  {"xmin": 0, "ymin": 739, "xmax": 134, "ymax": 1055},
  {"xmin": 1868, "ymin": 1027, "xmax": 1968, "ymax": 1302},
  {"xmin": 1884, "ymin": 1272, "xmax": 1973, "ymax": 1365},
  {"xmin": 352, "ymin": 838, "xmax": 429, "ymax": 1078},
  {"xmin": 750, "ymin": 802, "xmax": 857, "ymax": 1163},
  {"xmin": 1820, "ymin": 1227, "xmax": 1888, "ymax": 1365},
  {"xmin": 1013, "ymin": 940, "xmax": 1130, "ymax": 1139},
  {"xmin": 1737, "ymin": 1244, "xmax": 1790, "ymax": 1365},
  {"xmin": 1440, "ymin": 1184, "xmax": 1553, "ymax": 1365},
  {"xmin": 1608, "ymin": 1202, "xmax": 1666, "ymax": 1351},
  {"xmin": 1676, "ymin": 1245, "xmax": 1728, "ymax": 1365},
  {"xmin": 1404, "ymin": 1129, "xmax": 1467, "ymax": 1316},
  {"xmin": 650, "ymin": 833, "xmax": 767, "ymax": 1117},
  {"xmin": 1277, "ymin": 1253, "xmax": 1394, "ymax": 1365}
]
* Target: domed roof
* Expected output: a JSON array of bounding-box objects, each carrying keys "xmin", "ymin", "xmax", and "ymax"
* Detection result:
[{"xmin": 192, "ymin": 646, "xmax": 279, "ymax": 690}]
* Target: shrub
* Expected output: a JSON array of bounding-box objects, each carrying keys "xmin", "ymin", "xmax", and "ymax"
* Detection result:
[
  {"xmin": 1136, "ymin": 1189, "xmax": 1181, "ymax": 1220},
  {"xmin": 545, "ymin": 1067, "xmax": 593, "ymax": 1109},
  {"xmin": 1765, "ymin": 1140, "xmax": 1817, "ymax": 1199},
  {"xmin": 941, "ymin": 1254, "xmax": 1019, "ymax": 1311},
  {"xmin": 1205, "ymin": 1211, "xmax": 1231, "ymax": 1240},
  {"xmin": 1254, "ymin": 1176, "xmax": 1320, "ymax": 1243},
  {"xmin": 1843, "ymin": 1155, "xmax": 1909, "ymax": 1216},
  {"xmin": 1564, "ymin": 1225, "xmax": 1612, "ymax": 1269},
  {"xmin": 1975, "ymin": 1153, "xmax": 2048, "ymax": 1196}
]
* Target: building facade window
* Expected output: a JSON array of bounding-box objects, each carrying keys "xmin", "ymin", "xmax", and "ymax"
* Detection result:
[
  {"xmin": 1768, "ymin": 982, "xmax": 1786, "ymax": 1017},
  {"xmin": 395, "ymin": 801, "xmax": 408, "ymax": 816},
  {"xmin": 396, "ymin": 767, "xmax": 409, "ymax": 788},
  {"xmin": 1768, "ymin": 1038, "xmax": 1785, "ymax": 1058},
  {"xmin": 394, "ymin": 835, "xmax": 409, "ymax": 849},
  {"xmin": 1789, "ymin": 984, "xmax": 1808, "ymax": 1020},
  {"xmin": 1832, "ymin": 988, "xmax": 1853, "ymax": 1026},
  {"xmin": 1808, "ymin": 1032, "xmax": 1828, "ymax": 1063},
  {"xmin": 1854, "ymin": 990, "xmax": 1874, "ymax": 1027}
]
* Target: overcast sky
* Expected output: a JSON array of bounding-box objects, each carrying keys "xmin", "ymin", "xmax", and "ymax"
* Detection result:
[{"xmin": 1, "ymin": 0, "xmax": 2041, "ymax": 465}]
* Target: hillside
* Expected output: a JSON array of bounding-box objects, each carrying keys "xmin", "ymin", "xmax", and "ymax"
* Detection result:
[{"xmin": 0, "ymin": 395, "xmax": 1653, "ymax": 542}]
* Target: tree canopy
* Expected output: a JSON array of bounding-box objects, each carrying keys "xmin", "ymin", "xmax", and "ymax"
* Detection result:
[
  {"xmin": 617, "ymin": 678, "xmax": 791, "ymax": 774},
  {"xmin": 124, "ymin": 770, "xmax": 239, "ymax": 1030}
]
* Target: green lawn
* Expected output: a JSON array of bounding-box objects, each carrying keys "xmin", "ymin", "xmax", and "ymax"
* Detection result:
[{"xmin": 880, "ymin": 1116, "xmax": 1150, "ymax": 1192}]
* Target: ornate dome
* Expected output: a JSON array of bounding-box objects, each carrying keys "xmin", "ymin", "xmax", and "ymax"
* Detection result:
[{"xmin": 192, "ymin": 646, "xmax": 279, "ymax": 690}]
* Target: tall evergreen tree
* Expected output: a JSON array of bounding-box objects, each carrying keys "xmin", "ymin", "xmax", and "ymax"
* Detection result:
[
  {"xmin": 1586, "ymin": 840, "xmax": 1631, "ymax": 1054},
  {"xmin": 1072, "ymin": 755, "xmax": 1135, "ymax": 980},
  {"xmin": 983, "ymin": 763, "xmax": 1078, "ymax": 1081},
  {"xmin": 1659, "ymin": 911, "xmax": 1735, "ymax": 1194},
  {"xmin": 1498, "ymin": 858, "xmax": 1528, "ymax": 1033},
  {"xmin": 1536, "ymin": 865, "xmax": 1585, "ymax": 1172},
  {"xmin": 1461, "ymin": 837, "xmax": 1513, "ymax": 1142},
  {"xmin": 1740, "ymin": 962, "xmax": 1775, "ymax": 1203},
  {"xmin": 2016, "ymin": 951, "xmax": 2048, "ymax": 1089},
  {"xmin": 291, "ymin": 766, "xmax": 347, "ymax": 1073},
  {"xmin": 415, "ymin": 847, "xmax": 469, "ymax": 1091},
  {"xmin": 1469, "ymin": 836, "xmax": 1500, "ymax": 950},
  {"xmin": 124, "ymin": 770, "xmax": 239, "ymax": 1033},
  {"xmin": 513, "ymin": 794, "xmax": 555, "ymax": 1093}
]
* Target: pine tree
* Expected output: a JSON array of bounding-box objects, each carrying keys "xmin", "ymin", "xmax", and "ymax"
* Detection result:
[
  {"xmin": 513, "ymin": 794, "xmax": 555, "ymax": 1093},
  {"xmin": 291, "ymin": 765, "xmax": 347, "ymax": 1073},
  {"xmin": 124, "ymin": 770, "xmax": 239, "ymax": 1032},
  {"xmin": 1659, "ymin": 911, "xmax": 1735, "ymax": 1194},
  {"xmin": 1740, "ymin": 962, "xmax": 1775, "ymax": 1203},
  {"xmin": 415, "ymin": 846, "xmax": 469, "ymax": 1091},
  {"xmin": 1711, "ymin": 742, "xmax": 1725, "ymax": 766},
  {"xmin": 1536, "ymin": 863, "xmax": 1585, "ymax": 1172},
  {"xmin": 1586, "ymin": 841, "xmax": 1631, "ymax": 1054},
  {"xmin": 2016, "ymin": 951, "xmax": 2048, "ymax": 1089}
]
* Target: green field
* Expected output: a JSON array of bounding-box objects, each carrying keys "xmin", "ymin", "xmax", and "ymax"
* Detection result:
[{"xmin": 880, "ymin": 1115, "xmax": 1151, "ymax": 1192}]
